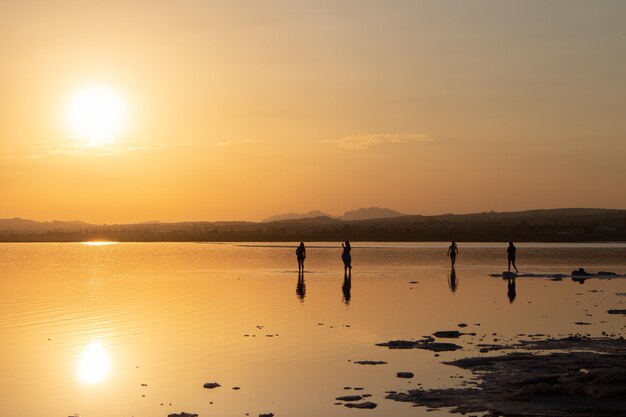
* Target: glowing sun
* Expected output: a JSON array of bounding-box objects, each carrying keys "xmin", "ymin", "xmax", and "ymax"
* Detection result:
[
  {"xmin": 67, "ymin": 86, "xmax": 127, "ymax": 146},
  {"xmin": 76, "ymin": 341, "xmax": 111, "ymax": 384}
]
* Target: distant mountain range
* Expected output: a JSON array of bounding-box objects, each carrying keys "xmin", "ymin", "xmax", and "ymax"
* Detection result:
[
  {"xmin": 263, "ymin": 210, "xmax": 333, "ymax": 222},
  {"xmin": 1, "ymin": 208, "xmax": 625, "ymax": 242},
  {"xmin": 262, "ymin": 207, "xmax": 406, "ymax": 222},
  {"xmin": 0, "ymin": 218, "xmax": 90, "ymax": 232}
]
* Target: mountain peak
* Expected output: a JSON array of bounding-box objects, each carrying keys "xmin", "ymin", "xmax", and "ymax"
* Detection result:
[
  {"xmin": 339, "ymin": 207, "xmax": 406, "ymax": 221},
  {"xmin": 262, "ymin": 210, "xmax": 332, "ymax": 223}
]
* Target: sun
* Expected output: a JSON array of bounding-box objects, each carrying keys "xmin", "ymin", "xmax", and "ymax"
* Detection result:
[{"xmin": 67, "ymin": 85, "xmax": 127, "ymax": 147}]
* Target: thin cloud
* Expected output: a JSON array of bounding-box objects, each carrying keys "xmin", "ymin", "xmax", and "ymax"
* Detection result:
[
  {"xmin": 322, "ymin": 133, "xmax": 435, "ymax": 150},
  {"xmin": 0, "ymin": 139, "xmax": 192, "ymax": 159},
  {"xmin": 213, "ymin": 139, "xmax": 256, "ymax": 147}
]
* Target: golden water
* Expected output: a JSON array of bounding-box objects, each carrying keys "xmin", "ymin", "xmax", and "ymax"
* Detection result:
[{"xmin": 1, "ymin": 242, "xmax": 625, "ymax": 417}]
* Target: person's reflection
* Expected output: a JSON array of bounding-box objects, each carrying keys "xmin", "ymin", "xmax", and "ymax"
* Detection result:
[
  {"xmin": 342, "ymin": 272, "xmax": 352, "ymax": 305},
  {"xmin": 507, "ymin": 277, "xmax": 516, "ymax": 303},
  {"xmin": 448, "ymin": 267, "xmax": 458, "ymax": 293},
  {"xmin": 296, "ymin": 271, "xmax": 306, "ymax": 301}
]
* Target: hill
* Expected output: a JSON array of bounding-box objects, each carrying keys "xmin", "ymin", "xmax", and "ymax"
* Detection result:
[
  {"xmin": 262, "ymin": 210, "xmax": 332, "ymax": 222},
  {"xmin": 263, "ymin": 207, "xmax": 406, "ymax": 222},
  {"xmin": 1, "ymin": 208, "xmax": 624, "ymax": 242},
  {"xmin": 339, "ymin": 207, "xmax": 406, "ymax": 221}
]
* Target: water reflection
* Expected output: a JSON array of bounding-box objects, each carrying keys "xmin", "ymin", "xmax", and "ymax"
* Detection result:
[
  {"xmin": 1, "ymin": 243, "xmax": 625, "ymax": 417},
  {"xmin": 448, "ymin": 267, "xmax": 458, "ymax": 293},
  {"xmin": 76, "ymin": 341, "xmax": 111, "ymax": 384},
  {"xmin": 342, "ymin": 273, "xmax": 351, "ymax": 305},
  {"xmin": 507, "ymin": 277, "xmax": 517, "ymax": 303},
  {"xmin": 82, "ymin": 241, "xmax": 118, "ymax": 246},
  {"xmin": 296, "ymin": 271, "xmax": 306, "ymax": 301}
]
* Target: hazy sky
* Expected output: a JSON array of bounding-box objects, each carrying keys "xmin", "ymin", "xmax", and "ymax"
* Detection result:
[{"xmin": 1, "ymin": 1, "xmax": 625, "ymax": 223}]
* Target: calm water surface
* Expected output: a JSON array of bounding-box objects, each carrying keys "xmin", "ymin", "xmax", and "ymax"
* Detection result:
[{"xmin": 1, "ymin": 242, "xmax": 625, "ymax": 417}]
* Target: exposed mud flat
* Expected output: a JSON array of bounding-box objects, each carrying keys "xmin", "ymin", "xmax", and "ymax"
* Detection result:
[{"xmin": 386, "ymin": 336, "xmax": 626, "ymax": 416}]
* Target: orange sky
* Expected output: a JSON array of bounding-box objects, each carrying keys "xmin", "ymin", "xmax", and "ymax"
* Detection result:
[{"xmin": 1, "ymin": 1, "xmax": 625, "ymax": 223}]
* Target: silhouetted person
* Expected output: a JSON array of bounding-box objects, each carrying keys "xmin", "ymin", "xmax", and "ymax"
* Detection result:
[
  {"xmin": 447, "ymin": 241, "xmax": 459, "ymax": 266},
  {"xmin": 507, "ymin": 242, "xmax": 519, "ymax": 273},
  {"xmin": 507, "ymin": 277, "xmax": 516, "ymax": 303},
  {"xmin": 296, "ymin": 271, "xmax": 306, "ymax": 300},
  {"xmin": 448, "ymin": 266, "xmax": 458, "ymax": 293},
  {"xmin": 342, "ymin": 273, "xmax": 351, "ymax": 304},
  {"xmin": 342, "ymin": 241, "xmax": 352, "ymax": 276},
  {"xmin": 571, "ymin": 268, "xmax": 589, "ymax": 284},
  {"xmin": 295, "ymin": 242, "xmax": 306, "ymax": 272}
]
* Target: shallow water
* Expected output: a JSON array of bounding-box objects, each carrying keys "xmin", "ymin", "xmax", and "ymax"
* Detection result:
[{"xmin": 1, "ymin": 242, "xmax": 625, "ymax": 417}]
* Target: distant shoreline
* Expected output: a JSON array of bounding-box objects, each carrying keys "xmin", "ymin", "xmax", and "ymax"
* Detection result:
[
  {"xmin": 1, "ymin": 237, "xmax": 625, "ymax": 244},
  {"xmin": 2, "ymin": 208, "xmax": 625, "ymax": 243},
  {"xmin": 0, "ymin": 239, "xmax": 626, "ymax": 244}
]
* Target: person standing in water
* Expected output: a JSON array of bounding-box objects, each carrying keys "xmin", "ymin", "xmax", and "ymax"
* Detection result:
[
  {"xmin": 447, "ymin": 241, "xmax": 459, "ymax": 266},
  {"xmin": 296, "ymin": 242, "xmax": 306, "ymax": 272},
  {"xmin": 341, "ymin": 241, "xmax": 352, "ymax": 276},
  {"xmin": 507, "ymin": 241, "xmax": 519, "ymax": 273}
]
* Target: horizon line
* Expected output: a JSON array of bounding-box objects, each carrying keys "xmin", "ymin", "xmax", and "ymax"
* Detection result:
[{"xmin": 2, "ymin": 207, "xmax": 625, "ymax": 226}]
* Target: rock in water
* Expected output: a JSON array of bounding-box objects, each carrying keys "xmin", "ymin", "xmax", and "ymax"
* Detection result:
[
  {"xmin": 344, "ymin": 402, "xmax": 377, "ymax": 409},
  {"xmin": 433, "ymin": 331, "xmax": 461, "ymax": 338},
  {"xmin": 203, "ymin": 382, "xmax": 221, "ymax": 389},
  {"xmin": 377, "ymin": 339, "xmax": 462, "ymax": 352},
  {"xmin": 168, "ymin": 413, "xmax": 198, "ymax": 417},
  {"xmin": 354, "ymin": 360, "xmax": 388, "ymax": 365},
  {"xmin": 336, "ymin": 395, "xmax": 363, "ymax": 401},
  {"xmin": 397, "ymin": 372, "xmax": 414, "ymax": 378}
]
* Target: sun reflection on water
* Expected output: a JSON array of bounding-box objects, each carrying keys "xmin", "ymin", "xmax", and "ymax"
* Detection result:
[
  {"xmin": 82, "ymin": 241, "xmax": 118, "ymax": 246},
  {"xmin": 76, "ymin": 342, "xmax": 111, "ymax": 384}
]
